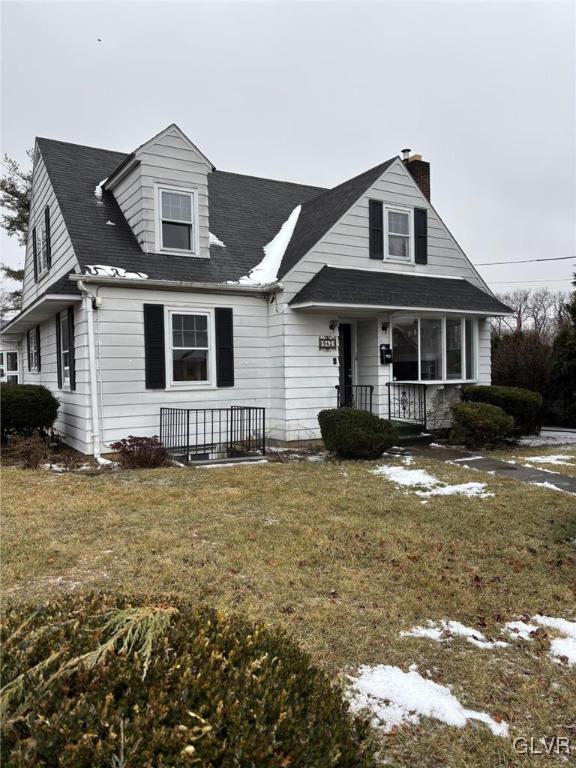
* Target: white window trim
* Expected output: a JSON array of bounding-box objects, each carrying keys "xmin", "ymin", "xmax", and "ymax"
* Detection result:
[
  {"xmin": 164, "ymin": 307, "xmax": 217, "ymax": 390},
  {"xmin": 29, "ymin": 330, "xmax": 39, "ymax": 373},
  {"xmin": 155, "ymin": 185, "xmax": 200, "ymax": 256},
  {"xmin": 36, "ymin": 222, "xmax": 49, "ymax": 278},
  {"xmin": 59, "ymin": 312, "xmax": 71, "ymax": 388},
  {"xmin": 391, "ymin": 314, "xmax": 478, "ymax": 384},
  {"xmin": 384, "ymin": 205, "xmax": 414, "ymax": 263},
  {"xmin": 0, "ymin": 350, "xmax": 19, "ymax": 383}
]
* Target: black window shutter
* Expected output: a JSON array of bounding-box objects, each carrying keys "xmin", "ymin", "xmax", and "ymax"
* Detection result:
[
  {"xmin": 44, "ymin": 207, "xmax": 52, "ymax": 269},
  {"xmin": 215, "ymin": 308, "xmax": 234, "ymax": 387},
  {"xmin": 36, "ymin": 325, "xmax": 41, "ymax": 372},
  {"xmin": 144, "ymin": 304, "xmax": 166, "ymax": 389},
  {"xmin": 68, "ymin": 306, "xmax": 76, "ymax": 391},
  {"xmin": 368, "ymin": 200, "xmax": 384, "ymax": 259},
  {"xmin": 27, "ymin": 330, "xmax": 31, "ymax": 370},
  {"xmin": 32, "ymin": 228, "xmax": 38, "ymax": 281},
  {"xmin": 414, "ymin": 207, "xmax": 428, "ymax": 264},
  {"xmin": 56, "ymin": 314, "xmax": 62, "ymax": 389}
]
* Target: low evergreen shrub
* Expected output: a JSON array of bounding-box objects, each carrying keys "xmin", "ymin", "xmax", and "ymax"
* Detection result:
[
  {"xmin": 318, "ymin": 408, "xmax": 398, "ymax": 459},
  {"xmin": 462, "ymin": 384, "xmax": 543, "ymax": 435},
  {"xmin": 450, "ymin": 401, "xmax": 515, "ymax": 448},
  {"xmin": 0, "ymin": 384, "xmax": 59, "ymax": 443},
  {"xmin": 1, "ymin": 593, "xmax": 374, "ymax": 767},
  {"xmin": 109, "ymin": 435, "xmax": 169, "ymax": 468}
]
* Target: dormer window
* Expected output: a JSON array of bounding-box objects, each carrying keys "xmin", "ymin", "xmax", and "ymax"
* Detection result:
[{"xmin": 157, "ymin": 187, "xmax": 197, "ymax": 253}]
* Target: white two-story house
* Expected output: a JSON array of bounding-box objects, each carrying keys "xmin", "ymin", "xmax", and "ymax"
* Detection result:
[{"xmin": 1, "ymin": 124, "xmax": 510, "ymax": 458}]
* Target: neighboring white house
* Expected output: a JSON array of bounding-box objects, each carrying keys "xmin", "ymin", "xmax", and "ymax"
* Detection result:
[{"xmin": 1, "ymin": 124, "xmax": 510, "ymax": 457}]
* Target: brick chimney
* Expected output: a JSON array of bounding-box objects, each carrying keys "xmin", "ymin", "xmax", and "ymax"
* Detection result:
[{"xmin": 401, "ymin": 150, "xmax": 430, "ymax": 201}]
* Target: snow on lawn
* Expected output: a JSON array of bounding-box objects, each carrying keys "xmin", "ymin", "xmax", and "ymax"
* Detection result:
[
  {"xmin": 347, "ymin": 664, "xmax": 508, "ymax": 737},
  {"xmin": 504, "ymin": 615, "xmax": 576, "ymax": 665},
  {"xmin": 520, "ymin": 430, "xmax": 576, "ymax": 447},
  {"xmin": 523, "ymin": 454, "xmax": 575, "ymax": 466},
  {"xmin": 238, "ymin": 205, "xmax": 301, "ymax": 285},
  {"xmin": 529, "ymin": 481, "xmax": 575, "ymax": 495},
  {"xmin": 401, "ymin": 620, "xmax": 507, "ymax": 649},
  {"xmin": 372, "ymin": 464, "xmax": 493, "ymax": 498}
]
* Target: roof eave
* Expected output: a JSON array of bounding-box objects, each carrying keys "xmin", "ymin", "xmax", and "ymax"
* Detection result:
[
  {"xmin": 70, "ymin": 274, "xmax": 282, "ymax": 295},
  {"xmin": 0, "ymin": 293, "xmax": 82, "ymax": 335},
  {"xmin": 289, "ymin": 300, "xmax": 512, "ymax": 316}
]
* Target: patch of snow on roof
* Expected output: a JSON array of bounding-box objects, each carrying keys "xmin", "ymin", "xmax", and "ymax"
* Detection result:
[
  {"xmin": 347, "ymin": 664, "xmax": 508, "ymax": 737},
  {"xmin": 85, "ymin": 265, "xmax": 148, "ymax": 280},
  {"xmin": 209, "ymin": 232, "xmax": 226, "ymax": 247},
  {"xmin": 105, "ymin": 220, "xmax": 116, "ymax": 226},
  {"xmin": 94, "ymin": 178, "xmax": 108, "ymax": 198},
  {"xmin": 238, "ymin": 204, "xmax": 301, "ymax": 285}
]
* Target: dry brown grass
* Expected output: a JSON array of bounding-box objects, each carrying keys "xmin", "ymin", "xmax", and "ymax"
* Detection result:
[
  {"xmin": 2, "ymin": 457, "xmax": 575, "ymax": 766},
  {"xmin": 490, "ymin": 444, "xmax": 576, "ymax": 478}
]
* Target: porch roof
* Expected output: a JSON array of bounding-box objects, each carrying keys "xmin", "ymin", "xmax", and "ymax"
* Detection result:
[{"xmin": 289, "ymin": 266, "xmax": 512, "ymax": 315}]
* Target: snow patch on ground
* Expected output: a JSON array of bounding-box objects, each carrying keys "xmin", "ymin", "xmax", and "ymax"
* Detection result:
[
  {"xmin": 196, "ymin": 459, "xmax": 269, "ymax": 469},
  {"xmin": 85, "ymin": 265, "xmax": 148, "ymax": 280},
  {"xmin": 503, "ymin": 620, "xmax": 539, "ymax": 640},
  {"xmin": 519, "ymin": 430, "xmax": 576, "ymax": 447},
  {"xmin": 401, "ymin": 620, "xmax": 507, "ymax": 649},
  {"xmin": 238, "ymin": 205, "xmax": 301, "ymax": 285},
  {"xmin": 504, "ymin": 615, "xmax": 576, "ymax": 665},
  {"xmin": 372, "ymin": 465, "xmax": 493, "ymax": 498},
  {"xmin": 524, "ymin": 454, "xmax": 575, "ymax": 466},
  {"xmin": 347, "ymin": 664, "xmax": 508, "ymax": 737},
  {"xmin": 209, "ymin": 231, "xmax": 226, "ymax": 247}
]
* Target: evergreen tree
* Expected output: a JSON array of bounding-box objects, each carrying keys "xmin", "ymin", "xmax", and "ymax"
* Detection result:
[{"xmin": 0, "ymin": 150, "xmax": 32, "ymax": 316}]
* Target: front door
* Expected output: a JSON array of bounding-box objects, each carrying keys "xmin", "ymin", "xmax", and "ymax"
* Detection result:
[{"xmin": 338, "ymin": 323, "xmax": 353, "ymax": 406}]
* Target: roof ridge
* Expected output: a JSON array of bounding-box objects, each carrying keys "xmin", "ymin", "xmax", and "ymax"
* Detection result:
[{"xmin": 213, "ymin": 168, "xmax": 326, "ymax": 191}]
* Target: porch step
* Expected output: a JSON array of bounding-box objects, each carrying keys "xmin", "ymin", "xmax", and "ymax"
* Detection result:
[{"xmin": 391, "ymin": 421, "xmax": 433, "ymax": 446}]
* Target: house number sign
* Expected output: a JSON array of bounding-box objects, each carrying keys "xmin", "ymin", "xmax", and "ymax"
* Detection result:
[{"xmin": 318, "ymin": 336, "xmax": 337, "ymax": 350}]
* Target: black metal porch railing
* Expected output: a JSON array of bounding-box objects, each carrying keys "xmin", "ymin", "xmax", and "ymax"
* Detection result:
[
  {"xmin": 335, "ymin": 384, "xmax": 374, "ymax": 412},
  {"xmin": 159, "ymin": 406, "xmax": 266, "ymax": 462},
  {"xmin": 386, "ymin": 382, "xmax": 427, "ymax": 430}
]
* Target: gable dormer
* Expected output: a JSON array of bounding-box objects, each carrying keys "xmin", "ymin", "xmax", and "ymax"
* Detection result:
[{"xmin": 104, "ymin": 124, "xmax": 214, "ymax": 259}]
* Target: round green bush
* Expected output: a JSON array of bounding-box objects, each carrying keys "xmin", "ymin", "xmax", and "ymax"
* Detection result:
[
  {"xmin": 450, "ymin": 401, "xmax": 515, "ymax": 448},
  {"xmin": 462, "ymin": 384, "xmax": 543, "ymax": 436},
  {"xmin": 318, "ymin": 408, "xmax": 398, "ymax": 459},
  {"xmin": 1, "ymin": 384, "xmax": 59, "ymax": 442},
  {"xmin": 1, "ymin": 594, "xmax": 375, "ymax": 767}
]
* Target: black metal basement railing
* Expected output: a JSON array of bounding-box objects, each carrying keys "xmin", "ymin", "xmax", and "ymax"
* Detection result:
[
  {"xmin": 386, "ymin": 382, "xmax": 427, "ymax": 429},
  {"xmin": 335, "ymin": 385, "xmax": 374, "ymax": 412},
  {"xmin": 159, "ymin": 406, "xmax": 266, "ymax": 462}
]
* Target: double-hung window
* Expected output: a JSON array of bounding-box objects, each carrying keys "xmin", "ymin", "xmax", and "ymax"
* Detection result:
[
  {"xmin": 387, "ymin": 209, "xmax": 411, "ymax": 261},
  {"xmin": 60, "ymin": 312, "xmax": 70, "ymax": 384},
  {"xmin": 35, "ymin": 222, "xmax": 48, "ymax": 275},
  {"xmin": 29, "ymin": 330, "xmax": 39, "ymax": 371},
  {"xmin": 158, "ymin": 187, "xmax": 196, "ymax": 253},
  {"xmin": 169, "ymin": 311, "xmax": 210, "ymax": 384},
  {"xmin": 0, "ymin": 351, "xmax": 19, "ymax": 383}
]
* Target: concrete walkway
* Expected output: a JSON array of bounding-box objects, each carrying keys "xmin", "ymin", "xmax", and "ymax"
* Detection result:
[{"xmin": 411, "ymin": 445, "xmax": 576, "ymax": 494}]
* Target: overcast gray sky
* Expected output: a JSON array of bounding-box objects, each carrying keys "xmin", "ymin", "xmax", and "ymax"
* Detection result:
[{"xmin": 1, "ymin": 0, "xmax": 575, "ymax": 293}]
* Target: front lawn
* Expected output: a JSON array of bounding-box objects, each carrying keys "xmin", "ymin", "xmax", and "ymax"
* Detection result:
[
  {"xmin": 2, "ymin": 457, "xmax": 575, "ymax": 766},
  {"xmin": 490, "ymin": 444, "xmax": 576, "ymax": 478}
]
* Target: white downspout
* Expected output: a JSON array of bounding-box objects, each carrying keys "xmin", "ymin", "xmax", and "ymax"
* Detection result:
[{"xmin": 78, "ymin": 280, "xmax": 112, "ymax": 465}]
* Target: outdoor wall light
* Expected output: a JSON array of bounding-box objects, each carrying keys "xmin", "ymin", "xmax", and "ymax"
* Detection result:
[
  {"xmin": 329, "ymin": 320, "xmax": 338, "ymax": 330},
  {"xmin": 381, "ymin": 321, "xmax": 389, "ymax": 333}
]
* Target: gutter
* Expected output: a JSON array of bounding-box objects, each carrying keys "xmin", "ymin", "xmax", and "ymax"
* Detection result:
[
  {"xmin": 69, "ymin": 274, "xmax": 282, "ymax": 295},
  {"xmin": 77, "ymin": 280, "xmax": 113, "ymax": 466}
]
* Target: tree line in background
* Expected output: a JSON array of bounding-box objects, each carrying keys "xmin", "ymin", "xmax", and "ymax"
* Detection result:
[{"xmin": 491, "ymin": 286, "xmax": 576, "ymax": 427}]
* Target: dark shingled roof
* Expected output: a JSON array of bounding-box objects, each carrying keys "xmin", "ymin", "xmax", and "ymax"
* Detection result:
[
  {"xmin": 278, "ymin": 159, "xmax": 396, "ymax": 278},
  {"xmin": 290, "ymin": 266, "xmax": 512, "ymax": 314},
  {"xmin": 37, "ymin": 138, "xmax": 328, "ymax": 283}
]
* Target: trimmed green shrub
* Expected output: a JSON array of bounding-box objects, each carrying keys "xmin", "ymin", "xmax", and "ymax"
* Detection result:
[
  {"xmin": 462, "ymin": 384, "xmax": 543, "ymax": 436},
  {"xmin": 1, "ymin": 593, "xmax": 375, "ymax": 767},
  {"xmin": 0, "ymin": 384, "xmax": 59, "ymax": 443},
  {"xmin": 318, "ymin": 408, "xmax": 398, "ymax": 459},
  {"xmin": 450, "ymin": 401, "xmax": 515, "ymax": 448},
  {"xmin": 110, "ymin": 435, "xmax": 169, "ymax": 468}
]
